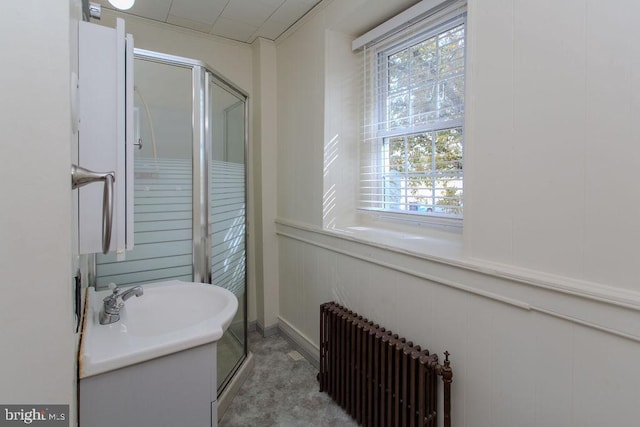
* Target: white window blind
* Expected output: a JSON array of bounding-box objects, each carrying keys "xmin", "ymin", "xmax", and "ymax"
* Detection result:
[{"xmin": 359, "ymin": 3, "xmax": 466, "ymax": 219}]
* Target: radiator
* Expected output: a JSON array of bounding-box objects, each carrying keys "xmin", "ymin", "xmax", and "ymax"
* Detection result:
[{"xmin": 319, "ymin": 302, "xmax": 453, "ymax": 427}]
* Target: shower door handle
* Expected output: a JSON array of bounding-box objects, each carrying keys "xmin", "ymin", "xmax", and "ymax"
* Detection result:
[{"xmin": 72, "ymin": 164, "xmax": 115, "ymax": 254}]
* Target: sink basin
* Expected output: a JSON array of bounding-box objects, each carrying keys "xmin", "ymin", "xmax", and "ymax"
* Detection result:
[{"xmin": 80, "ymin": 280, "xmax": 238, "ymax": 378}]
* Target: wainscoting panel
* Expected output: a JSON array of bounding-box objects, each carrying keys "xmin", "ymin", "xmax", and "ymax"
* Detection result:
[{"xmin": 277, "ymin": 220, "xmax": 640, "ymax": 427}]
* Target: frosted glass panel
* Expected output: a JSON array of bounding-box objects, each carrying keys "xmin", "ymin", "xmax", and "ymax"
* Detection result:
[{"xmin": 211, "ymin": 160, "xmax": 245, "ymax": 295}]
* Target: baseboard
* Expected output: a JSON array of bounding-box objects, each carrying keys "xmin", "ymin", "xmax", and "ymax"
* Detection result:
[
  {"xmin": 277, "ymin": 317, "xmax": 320, "ymax": 369},
  {"xmin": 256, "ymin": 321, "xmax": 279, "ymax": 338},
  {"xmin": 247, "ymin": 320, "xmax": 257, "ymax": 332},
  {"xmin": 217, "ymin": 352, "xmax": 255, "ymax": 422}
]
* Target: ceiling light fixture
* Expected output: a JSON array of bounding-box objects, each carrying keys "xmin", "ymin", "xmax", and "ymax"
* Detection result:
[{"xmin": 108, "ymin": 0, "xmax": 135, "ymax": 10}]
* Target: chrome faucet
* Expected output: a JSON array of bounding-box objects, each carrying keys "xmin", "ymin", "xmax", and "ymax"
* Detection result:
[{"xmin": 99, "ymin": 283, "xmax": 144, "ymax": 325}]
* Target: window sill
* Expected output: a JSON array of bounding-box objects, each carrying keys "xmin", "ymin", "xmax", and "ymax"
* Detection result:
[
  {"xmin": 276, "ymin": 211, "xmax": 464, "ymax": 267},
  {"xmin": 326, "ymin": 213, "xmax": 464, "ymax": 265}
]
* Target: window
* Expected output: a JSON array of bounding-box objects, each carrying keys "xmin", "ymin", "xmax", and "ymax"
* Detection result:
[{"xmin": 360, "ymin": 8, "xmax": 466, "ymax": 220}]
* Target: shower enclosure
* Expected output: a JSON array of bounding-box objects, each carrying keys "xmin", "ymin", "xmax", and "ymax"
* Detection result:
[{"xmin": 93, "ymin": 49, "xmax": 248, "ymax": 394}]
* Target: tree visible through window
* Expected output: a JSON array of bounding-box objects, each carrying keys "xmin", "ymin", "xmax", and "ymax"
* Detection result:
[
  {"xmin": 384, "ymin": 127, "xmax": 463, "ymax": 215},
  {"xmin": 361, "ymin": 12, "xmax": 465, "ymax": 219}
]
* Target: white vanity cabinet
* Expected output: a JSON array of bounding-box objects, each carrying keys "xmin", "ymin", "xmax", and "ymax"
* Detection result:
[{"xmin": 79, "ymin": 342, "xmax": 217, "ymax": 427}]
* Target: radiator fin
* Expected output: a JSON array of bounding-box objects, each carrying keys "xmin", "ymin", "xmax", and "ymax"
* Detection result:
[{"xmin": 319, "ymin": 302, "xmax": 453, "ymax": 427}]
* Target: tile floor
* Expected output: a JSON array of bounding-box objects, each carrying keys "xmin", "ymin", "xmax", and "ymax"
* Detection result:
[{"xmin": 219, "ymin": 331, "xmax": 358, "ymax": 427}]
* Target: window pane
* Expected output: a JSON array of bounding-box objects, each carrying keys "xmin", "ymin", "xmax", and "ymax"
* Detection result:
[
  {"xmin": 388, "ymin": 50, "xmax": 410, "ymax": 94},
  {"xmin": 437, "ymin": 181, "xmax": 463, "ymax": 215},
  {"xmin": 439, "ymin": 75, "xmax": 465, "ymax": 120},
  {"xmin": 435, "ymin": 128, "xmax": 463, "ymax": 171},
  {"xmin": 411, "ymin": 84, "xmax": 436, "ymax": 125},
  {"xmin": 439, "ymin": 56, "xmax": 464, "ymax": 79},
  {"xmin": 411, "ymin": 38, "xmax": 437, "ymax": 84},
  {"xmin": 437, "ymin": 23, "xmax": 465, "ymax": 121},
  {"xmin": 406, "ymin": 133, "xmax": 435, "ymax": 209},
  {"xmin": 438, "ymin": 24, "xmax": 465, "ymax": 50},
  {"xmin": 435, "ymin": 128, "xmax": 463, "ymax": 214},
  {"xmin": 407, "ymin": 133, "xmax": 433, "ymax": 174},
  {"xmin": 387, "ymin": 136, "xmax": 406, "ymax": 172},
  {"xmin": 387, "ymin": 93, "xmax": 410, "ymax": 129}
]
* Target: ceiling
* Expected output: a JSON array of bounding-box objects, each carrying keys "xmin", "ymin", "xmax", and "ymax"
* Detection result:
[{"xmin": 93, "ymin": 0, "xmax": 323, "ymax": 43}]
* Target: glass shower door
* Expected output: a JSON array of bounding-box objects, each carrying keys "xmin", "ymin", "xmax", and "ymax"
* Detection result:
[
  {"xmin": 95, "ymin": 58, "xmax": 194, "ymax": 286},
  {"xmin": 209, "ymin": 77, "xmax": 247, "ymax": 391}
]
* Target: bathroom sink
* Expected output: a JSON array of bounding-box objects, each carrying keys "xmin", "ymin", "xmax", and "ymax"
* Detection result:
[{"xmin": 80, "ymin": 280, "xmax": 238, "ymax": 378}]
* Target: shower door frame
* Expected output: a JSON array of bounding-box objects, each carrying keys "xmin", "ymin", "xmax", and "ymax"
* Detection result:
[
  {"xmin": 91, "ymin": 48, "xmax": 249, "ymax": 393},
  {"xmin": 133, "ymin": 48, "xmax": 248, "ymax": 280}
]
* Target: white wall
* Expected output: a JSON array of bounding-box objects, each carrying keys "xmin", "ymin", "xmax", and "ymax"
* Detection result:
[
  {"xmin": 252, "ymin": 38, "xmax": 280, "ymax": 330},
  {"xmin": 275, "ymin": 0, "xmax": 640, "ymax": 426},
  {"xmin": 0, "ymin": 0, "xmax": 77, "ymax": 422},
  {"xmin": 322, "ymin": 30, "xmax": 360, "ymax": 228},
  {"xmin": 464, "ymin": 0, "xmax": 640, "ymax": 291},
  {"xmin": 277, "ymin": 12, "xmax": 326, "ymax": 226}
]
